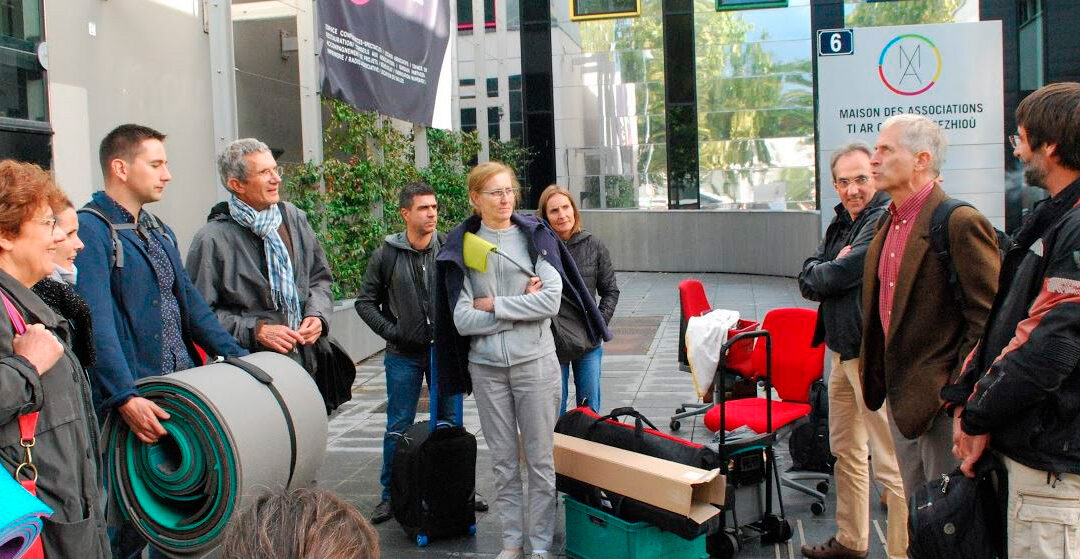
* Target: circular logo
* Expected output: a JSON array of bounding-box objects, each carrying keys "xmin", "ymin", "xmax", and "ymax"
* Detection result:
[{"xmin": 877, "ymin": 34, "xmax": 942, "ymax": 96}]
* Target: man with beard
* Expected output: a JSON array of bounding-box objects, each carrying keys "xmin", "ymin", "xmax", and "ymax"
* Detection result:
[
  {"xmin": 947, "ymin": 82, "xmax": 1080, "ymax": 559},
  {"xmin": 800, "ymin": 143, "xmax": 906, "ymax": 559}
]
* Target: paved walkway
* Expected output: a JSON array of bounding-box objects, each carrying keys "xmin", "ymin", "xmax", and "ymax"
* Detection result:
[{"xmin": 316, "ymin": 272, "xmax": 891, "ymax": 558}]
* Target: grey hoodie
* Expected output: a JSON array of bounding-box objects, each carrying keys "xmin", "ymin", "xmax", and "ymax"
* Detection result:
[{"xmin": 452, "ymin": 223, "xmax": 562, "ymax": 367}]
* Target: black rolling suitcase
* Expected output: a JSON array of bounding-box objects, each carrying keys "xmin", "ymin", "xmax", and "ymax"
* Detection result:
[{"xmin": 389, "ymin": 348, "xmax": 477, "ymax": 547}]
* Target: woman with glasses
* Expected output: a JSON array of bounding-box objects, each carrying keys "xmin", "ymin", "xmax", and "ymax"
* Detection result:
[
  {"xmin": 0, "ymin": 160, "xmax": 109, "ymax": 557},
  {"xmin": 537, "ymin": 184, "xmax": 619, "ymax": 414},
  {"xmin": 434, "ymin": 161, "xmax": 610, "ymax": 559}
]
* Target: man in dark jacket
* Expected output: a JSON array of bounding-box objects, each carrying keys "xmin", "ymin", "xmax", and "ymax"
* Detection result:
[
  {"xmin": 799, "ymin": 143, "xmax": 906, "ymax": 559},
  {"xmin": 186, "ymin": 138, "xmax": 352, "ymax": 412},
  {"xmin": 948, "ymin": 82, "xmax": 1080, "ymax": 559},
  {"xmin": 355, "ymin": 182, "xmax": 482, "ymax": 523},
  {"xmin": 75, "ymin": 124, "xmax": 248, "ymax": 559}
]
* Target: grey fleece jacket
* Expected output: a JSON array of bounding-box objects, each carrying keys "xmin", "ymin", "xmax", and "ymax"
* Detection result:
[{"xmin": 453, "ymin": 223, "xmax": 562, "ymax": 367}]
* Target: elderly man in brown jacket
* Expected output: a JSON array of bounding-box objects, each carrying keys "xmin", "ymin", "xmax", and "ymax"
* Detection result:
[{"xmin": 860, "ymin": 114, "xmax": 1000, "ymax": 498}]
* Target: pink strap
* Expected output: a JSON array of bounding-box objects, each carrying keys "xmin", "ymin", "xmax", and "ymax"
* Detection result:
[{"xmin": 0, "ymin": 289, "xmax": 27, "ymax": 335}]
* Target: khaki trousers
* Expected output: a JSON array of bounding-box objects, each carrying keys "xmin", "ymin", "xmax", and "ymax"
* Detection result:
[
  {"xmin": 1004, "ymin": 454, "xmax": 1080, "ymax": 559},
  {"xmin": 828, "ymin": 354, "xmax": 908, "ymax": 558}
]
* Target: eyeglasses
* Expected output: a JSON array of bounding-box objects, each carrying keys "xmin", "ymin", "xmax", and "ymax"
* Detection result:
[
  {"xmin": 834, "ymin": 175, "xmax": 871, "ymax": 188},
  {"xmin": 1008, "ymin": 135, "xmax": 1021, "ymax": 149},
  {"xmin": 35, "ymin": 215, "xmax": 57, "ymax": 230},
  {"xmin": 480, "ymin": 188, "xmax": 515, "ymax": 199},
  {"xmin": 257, "ymin": 166, "xmax": 283, "ymax": 180}
]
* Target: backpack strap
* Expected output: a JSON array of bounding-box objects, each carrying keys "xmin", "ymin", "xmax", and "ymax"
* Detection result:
[
  {"xmin": 929, "ymin": 198, "xmax": 974, "ymax": 309},
  {"xmin": 78, "ymin": 207, "xmax": 133, "ymax": 269}
]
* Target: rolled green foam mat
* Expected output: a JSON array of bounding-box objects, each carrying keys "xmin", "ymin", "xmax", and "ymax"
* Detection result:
[{"xmin": 103, "ymin": 352, "xmax": 329, "ymax": 556}]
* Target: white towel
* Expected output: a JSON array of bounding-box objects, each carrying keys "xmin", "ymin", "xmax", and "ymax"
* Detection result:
[{"xmin": 685, "ymin": 309, "xmax": 740, "ymax": 399}]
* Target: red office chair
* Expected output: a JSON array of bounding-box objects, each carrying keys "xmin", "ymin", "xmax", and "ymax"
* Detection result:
[
  {"xmin": 703, "ymin": 307, "xmax": 831, "ymax": 514},
  {"xmin": 671, "ymin": 279, "xmax": 758, "ymax": 431}
]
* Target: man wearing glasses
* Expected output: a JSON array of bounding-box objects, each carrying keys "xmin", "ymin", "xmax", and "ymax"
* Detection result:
[
  {"xmin": 186, "ymin": 138, "xmax": 351, "ymax": 411},
  {"xmin": 947, "ymin": 82, "xmax": 1080, "ymax": 559},
  {"xmin": 799, "ymin": 142, "xmax": 906, "ymax": 559}
]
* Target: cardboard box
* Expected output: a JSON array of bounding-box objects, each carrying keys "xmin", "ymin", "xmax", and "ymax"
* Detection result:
[{"xmin": 553, "ymin": 433, "xmax": 725, "ymax": 525}]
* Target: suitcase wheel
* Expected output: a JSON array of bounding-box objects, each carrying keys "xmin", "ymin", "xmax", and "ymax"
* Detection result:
[
  {"xmin": 762, "ymin": 514, "xmax": 792, "ymax": 544},
  {"xmin": 416, "ymin": 533, "xmax": 429, "ymax": 547},
  {"xmin": 469, "ymin": 524, "xmax": 477, "ymax": 536}
]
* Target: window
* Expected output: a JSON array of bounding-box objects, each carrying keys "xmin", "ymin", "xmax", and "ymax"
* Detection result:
[
  {"xmin": 459, "ymin": 78, "xmax": 476, "ymax": 99},
  {"xmin": 457, "ymin": 0, "xmax": 473, "ymax": 31},
  {"xmin": 487, "ymin": 106, "xmax": 501, "ymax": 140},
  {"xmin": 1018, "ymin": 0, "xmax": 1044, "ymax": 91},
  {"xmin": 0, "ymin": 0, "xmax": 47, "ymax": 122},
  {"xmin": 484, "ymin": 0, "xmax": 496, "ymax": 29},
  {"xmin": 487, "ymin": 77, "xmax": 499, "ymax": 98},
  {"xmin": 507, "ymin": 74, "xmax": 523, "ymax": 141},
  {"xmin": 460, "ymin": 107, "xmax": 477, "ymax": 133}
]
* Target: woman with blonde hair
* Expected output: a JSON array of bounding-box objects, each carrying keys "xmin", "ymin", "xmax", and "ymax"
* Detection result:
[
  {"xmin": 433, "ymin": 162, "xmax": 610, "ymax": 559},
  {"xmin": 537, "ymin": 185, "xmax": 618, "ymax": 414}
]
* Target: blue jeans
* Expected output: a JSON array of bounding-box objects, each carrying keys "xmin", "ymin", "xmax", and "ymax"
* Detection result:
[
  {"xmin": 380, "ymin": 350, "xmax": 463, "ymax": 501},
  {"xmin": 559, "ymin": 345, "xmax": 603, "ymax": 414}
]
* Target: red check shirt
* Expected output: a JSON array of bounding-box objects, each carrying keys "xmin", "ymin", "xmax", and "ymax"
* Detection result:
[{"xmin": 878, "ymin": 181, "xmax": 936, "ymax": 335}]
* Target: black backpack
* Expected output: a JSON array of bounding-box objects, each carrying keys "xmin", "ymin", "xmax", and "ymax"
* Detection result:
[
  {"xmin": 390, "ymin": 420, "xmax": 477, "ymax": 546},
  {"xmin": 929, "ymin": 198, "xmax": 1011, "ymax": 310},
  {"xmin": 908, "ymin": 454, "xmax": 1007, "ymax": 559},
  {"xmin": 788, "ymin": 380, "xmax": 834, "ymax": 473}
]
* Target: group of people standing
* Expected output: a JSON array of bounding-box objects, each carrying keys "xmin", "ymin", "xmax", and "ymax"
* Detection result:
[
  {"xmin": 800, "ymin": 81, "xmax": 1080, "ymax": 559},
  {"xmin": 357, "ymin": 161, "xmax": 620, "ymax": 559},
  {"xmin": 0, "ymin": 124, "xmax": 365, "ymax": 557}
]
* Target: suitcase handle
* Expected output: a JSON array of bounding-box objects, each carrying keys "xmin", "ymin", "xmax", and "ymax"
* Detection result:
[{"xmin": 589, "ymin": 407, "xmax": 660, "ymax": 433}]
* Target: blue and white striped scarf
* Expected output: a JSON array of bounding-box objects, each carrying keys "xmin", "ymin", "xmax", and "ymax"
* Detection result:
[{"xmin": 228, "ymin": 196, "xmax": 302, "ymax": 329}]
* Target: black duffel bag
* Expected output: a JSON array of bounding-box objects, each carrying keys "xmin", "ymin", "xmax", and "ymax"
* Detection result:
[
  {"xmin": 908, "ymin": 454, "xmax": 1007, "ymax": 559},
  {"xmin": 554, "ymin": 406, "xmax": 722, "ymax": 540}
]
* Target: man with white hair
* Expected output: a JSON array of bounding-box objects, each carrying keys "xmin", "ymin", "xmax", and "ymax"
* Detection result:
[
  {"xmin": 859, "ymin": 114, "xmax": 1000, "ymax": 498},
  {"xmin": 186, "ymin": 138, "xmax": 352, "ymax": 412}
]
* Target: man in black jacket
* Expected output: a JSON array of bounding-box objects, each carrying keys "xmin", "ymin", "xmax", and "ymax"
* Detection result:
[
  {"xmin": 799, "ymin": 143, "xmax": 906, "ymax": 559},
  {"xmin": 948, "ymin": 82, "xmax": 1080, "ymax": 559},
  {"xmin": 355, "ymin": 182, "xmax": 485, "ymax": 523}
]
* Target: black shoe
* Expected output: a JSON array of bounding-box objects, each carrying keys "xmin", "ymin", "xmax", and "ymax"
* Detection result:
[
  {"xmin": 371, "ymin": 499, "xmax": 393, "ymax": 524},
  {"xmin": 474, "ymin": 494, "xmax": 489, "ymax": 512}
]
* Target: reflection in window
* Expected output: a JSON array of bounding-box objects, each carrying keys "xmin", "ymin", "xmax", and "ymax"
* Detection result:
[
  {"xmin": 0, "ymin": 0, "xmax": 47, "ymax": 123},
  {"xmin": 553, "ymin": 0, "xmax": 665, "ymax": 208},
  {"xmin": 843, "ymin": 0, "xmax": 977, "ymax": 27},
  {"xmin": 695, "ymin": 6, "xmax": 814, "ymax": 209}
]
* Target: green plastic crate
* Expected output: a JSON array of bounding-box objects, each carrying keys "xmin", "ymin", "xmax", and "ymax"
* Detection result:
[{"xmin": 562, "ymin": 496, "xmax": 709, "ymax": 559}]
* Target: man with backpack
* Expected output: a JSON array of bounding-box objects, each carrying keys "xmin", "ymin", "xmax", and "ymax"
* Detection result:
[
  {"xmin": 75, "ymin": 124, "xmax": 248, "ymax": 558},
  {"xmin": 948, "ymin": 82, "xmax": 1080, "ymax": 559},
  {"xmin": 355, "ymin": 182, "xmax": 487, "ymax": 524},
  {"xmin": 860, "ymin": 114, "xmax": 1000, "ymax": 500},
  {"xmin": 799, "ymin": 142, "xmax": 907, "ymax": 559}
]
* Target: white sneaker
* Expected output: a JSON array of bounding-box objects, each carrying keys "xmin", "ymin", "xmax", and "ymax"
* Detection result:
[{"xmin": 495, "ymin": 550, "xmax": 523, "ymax": 559}]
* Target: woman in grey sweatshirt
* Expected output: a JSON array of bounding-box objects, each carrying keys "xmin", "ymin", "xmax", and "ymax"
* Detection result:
[{"xmin": 452, "ymin": 161, "xmax": 562, "ymax": 559}]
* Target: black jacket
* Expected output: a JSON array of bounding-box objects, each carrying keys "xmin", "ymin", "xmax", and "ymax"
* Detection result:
[
  {"xmin": 944, "ymin": 177, "xmax": 1080, "ymax": 474},
  {"xmin": 434, "ymin": 214, "xmax": 613, "ymax": 396},
  {"xmin": 565, "ymin": 230, "xmax": 619, "ymax": 326},
  {"xmin": 799, "ymin": 192, "xmax": 889, "ymax": 360},
  {"xmin": 355, "ymin": 232, "xmax": 444, "ymax": 357}
]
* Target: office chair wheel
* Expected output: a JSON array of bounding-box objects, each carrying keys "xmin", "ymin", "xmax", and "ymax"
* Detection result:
[
  {"xmin": 816, "ymin": 480, "xmax": 830, "ymax": 494},
  {"xmin": 761, "ymin": 514, "xmax": 792, "ymax": 543},
  {"xmin": 811, "ymin": 501, "xmax": 826, "ymax": 516},
  {"xmin": 675, "ymin": 406, "xmax": 686, "ymax": 414},
  {"xmin": 669, "ymin": 419, "xmax": 681, "ymax": 431}
]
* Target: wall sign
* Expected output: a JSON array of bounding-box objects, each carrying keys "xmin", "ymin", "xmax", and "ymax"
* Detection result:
[{"xmin": 816, "ymin": 21, "xmax": 1005, "ymax": 231}]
